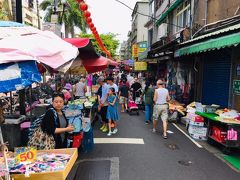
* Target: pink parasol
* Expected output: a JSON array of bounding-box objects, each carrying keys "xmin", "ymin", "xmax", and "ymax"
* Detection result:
[{"xmin": 0, "ymin": 26, "xmax": 78, "ymax": 69}]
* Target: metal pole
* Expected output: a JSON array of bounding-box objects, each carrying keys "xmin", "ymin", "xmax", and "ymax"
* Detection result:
[{"xmin": 36, "ymin": 0, "xmax": 41, "ymax": 29}]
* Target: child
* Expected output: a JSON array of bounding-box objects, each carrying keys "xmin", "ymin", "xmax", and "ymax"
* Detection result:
[{"xmin": 106, "ymin": 88, "xmax": 119, "ymax": 136}]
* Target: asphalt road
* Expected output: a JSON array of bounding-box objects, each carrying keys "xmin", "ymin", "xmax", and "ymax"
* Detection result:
[{"xmin": 68, "ymin": 110, "xmax": 240, "ymax": 180}]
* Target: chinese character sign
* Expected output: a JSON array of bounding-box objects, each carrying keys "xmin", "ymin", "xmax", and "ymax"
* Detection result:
[{"xmin": 132, "ymin": 44, "xmax": 138, "ymax": 58}]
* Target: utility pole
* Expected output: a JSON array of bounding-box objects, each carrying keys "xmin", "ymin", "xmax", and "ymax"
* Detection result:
[
  {"xmin": 36, "ymin": 0, "xmax": 41, "ymax": 29},
  {"xmin": 15, "ymin": 0, "xmax": 22, "ymax": 23}
]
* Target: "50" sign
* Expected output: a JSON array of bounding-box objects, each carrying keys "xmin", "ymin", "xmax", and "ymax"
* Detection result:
[{"xmin": 15, "ymin": 147, "xmax": 37, "ymax": 163}]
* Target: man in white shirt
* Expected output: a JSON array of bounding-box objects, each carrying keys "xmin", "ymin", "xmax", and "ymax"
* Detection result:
[
  {"xmin": 106, "ymin": 76, "xmax": 118, "ymax": 93},
  {"xmin": 152, "ymin": 80, "xmax": 170, "ymax": 139}
]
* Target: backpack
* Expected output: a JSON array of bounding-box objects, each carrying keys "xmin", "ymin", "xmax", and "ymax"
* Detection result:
[{"xmin": 28, "ymin": 108, "xmax": 57, "ymax": 139}]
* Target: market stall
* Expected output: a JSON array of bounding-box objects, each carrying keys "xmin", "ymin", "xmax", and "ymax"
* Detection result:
[
  {"xmin": 184, "ymin": 102, "xmax": 240, "ymax": 153},
  {"xmin": 0, "ymin": 148, "xmax": 77, "ymax": 180}
]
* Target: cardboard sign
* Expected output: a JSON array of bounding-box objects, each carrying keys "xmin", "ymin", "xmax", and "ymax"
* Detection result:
[{"xmin": 15, "ymin": 147, "xmax": 37, "ymax": 164}]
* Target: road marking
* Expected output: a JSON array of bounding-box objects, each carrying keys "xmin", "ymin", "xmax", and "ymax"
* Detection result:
[
  {"xmin": 172, "ymin": 123, "xmax": 203, "ymax": 148},
  {"xmin": 76, "ymin": 157, "xmax": 119, "ymax": 180},
  {"xmin": 94, "ymin": 138, "xmax": 145, "ymax": 144}
]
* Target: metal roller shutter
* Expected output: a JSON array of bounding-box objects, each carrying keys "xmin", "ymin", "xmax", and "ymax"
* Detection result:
[{"xmin": 202, "ymin": 51, "xmax": 231, "ymax": 107}]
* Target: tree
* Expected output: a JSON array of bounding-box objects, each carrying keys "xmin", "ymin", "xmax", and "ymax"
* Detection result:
[
  {"xmin": 40, "ymin": 0, "xmax": 87, "ymax": 37},
  {"xmin": 79, "ymin": 33, "xmax": 120, "ymax": 58}
]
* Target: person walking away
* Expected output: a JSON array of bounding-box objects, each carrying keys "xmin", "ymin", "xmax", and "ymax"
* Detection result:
[
  {"xmin": 98, "ymin": 77, "xmax": 109, "ymax": 133},
  {"xmin": 118, "ymin": 79, "xmax": 130, "ymax": 112},
  {"xmin": 106, "ymin": 88, "xmax": 119, "ymax": 136},
  {"xmin": 152, "ymin": 80, "xmax": 170, "ymax": 139},
  {"xmin": 131, "ymin": 78, "xmax": 142, "ymax": 101},
  {"xmin": 74, "ymin": 77, "xmax": 87, "ymax": 99},
  {"xmin": 141, "ymin": 81, "xmax": 154, "ymax": 124},
  {"xmin": 41, "ymin": 92, "xmax": 74, "ymax": 148}
]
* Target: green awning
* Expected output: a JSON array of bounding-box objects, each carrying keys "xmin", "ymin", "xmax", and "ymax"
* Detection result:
[
  {"xmin": 156, "ymin": 0, "xmax": 183, "ymax": 26},
  {"xmin": 175, "ymin": 31, "xmax": 240, "ymax": 57}
]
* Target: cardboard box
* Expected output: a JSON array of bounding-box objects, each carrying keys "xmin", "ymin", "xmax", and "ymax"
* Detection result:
[
  {"xmin": 190, "ymin": 134, "xmax": 207, "ymax": 140},
  {"xmin": 188, "ymin": 124, "xmax": 207, "ymax": 138},
  {"xmin": 11, "ymin": 148, "xmax": 78, "ymax": 180}
]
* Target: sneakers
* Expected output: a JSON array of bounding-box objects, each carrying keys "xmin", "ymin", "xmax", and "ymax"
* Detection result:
[
  {"xmin": 107, "ymin": 131, "xmax": 112, "ymax": 136},
  {"xmin": 100, "ymin": 125, "xmax": 105, "ymax": 131},
  {"xmin": 152, "ymin": 128, "xmax": 156, "ymax": 133},
  {"xmin": 102, "ymin": 127, "xmax": 108, "ymax": 133},
  {"xmin": 112, "ymin": 128, "xmax": 118, "ymax": 134}
]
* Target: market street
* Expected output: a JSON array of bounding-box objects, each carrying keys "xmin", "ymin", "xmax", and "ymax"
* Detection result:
[{"xmin": 68, "ymin": 111, "xmax": 240, "ymax": 180}]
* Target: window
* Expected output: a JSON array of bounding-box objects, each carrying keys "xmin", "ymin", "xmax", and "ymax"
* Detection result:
[
  {"xmin": 156, "ymin": 0, "xmax": 164, "ymax": 11},
  {"xmin": 176, "ymin": 1, "xmax": 190, "ymax": 32}
]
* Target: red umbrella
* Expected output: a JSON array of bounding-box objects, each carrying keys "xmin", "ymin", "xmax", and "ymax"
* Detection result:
[{"xmin": 63, "ymin": 38, "xmax": 118, "ymax": 73}]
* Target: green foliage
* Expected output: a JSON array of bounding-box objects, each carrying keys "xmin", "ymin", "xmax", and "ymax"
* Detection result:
[
  {"xmin": 79, "ymin": 33, "xmax": 120, "ymax": 58},
  {"xmin": 40, "ymin": 0, "xmax": 87, "ymax": 34}
]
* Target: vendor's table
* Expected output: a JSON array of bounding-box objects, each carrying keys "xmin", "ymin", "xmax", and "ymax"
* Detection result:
[
  {"xmin": 2, "ymin": 115, "xmax": 26, "ymax": 151},
  {"xmin": 196, "ymin": 112, "xmax": 240, "ymax": 152},
  {"xmin": 11, "ymin": 148, "xmax": 78, "ymax": 180}
]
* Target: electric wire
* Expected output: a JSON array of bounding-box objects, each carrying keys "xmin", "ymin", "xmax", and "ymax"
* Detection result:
[{"xmin": 114, "ymin": 0, "xmax": 186, "ymax": 28}]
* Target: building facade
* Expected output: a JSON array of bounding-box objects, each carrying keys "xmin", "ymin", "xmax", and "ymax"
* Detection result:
[
  {"xmin": 128, "ymin": 0, "xmax": 149, "ymax": 60},
  {"xmin": 144, "ymin": 0, "xmax": 240, "ymax": 109}
]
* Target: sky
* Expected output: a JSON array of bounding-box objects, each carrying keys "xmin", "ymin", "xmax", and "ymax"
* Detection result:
[
  {"xmin": 39, "ymin": 0, "xmax": 139, "ymax": 42},
  {"xmin": 84, "ymin": 0, "xmax": 139, "ymax": 43}
]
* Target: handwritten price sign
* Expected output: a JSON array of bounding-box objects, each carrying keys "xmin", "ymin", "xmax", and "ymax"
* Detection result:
[{"xmin": 15, "ymin": 147, "xmax": 37, "ymax": 163}]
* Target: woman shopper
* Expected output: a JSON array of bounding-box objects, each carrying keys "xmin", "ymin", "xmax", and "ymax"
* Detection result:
[
  {"xmin": 41, "ymin": 92, "xmax": 74, "ymax": 148},
  {"xmin": 152, "ymin": 80, "xmax": 170, "ymax": 139},
  {"xmin": 106, "ymin": 88, "xmax": 119, "ymax": 136},
  {"xmin": 141, "ymin": 81, "xmax": 154, "ymax": 124}
]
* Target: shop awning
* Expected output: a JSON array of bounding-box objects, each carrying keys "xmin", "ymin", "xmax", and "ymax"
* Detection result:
[
  {"xmin": 156, "ymin": 0, "xmax": 183, "ymax": 26},
  {"xmin": 175, "ymin": 31, "xmax": 240, "ymax": 57},
  {"xmin": 64, "ymin": 38, "xmax": 99, "ymax": 59}
]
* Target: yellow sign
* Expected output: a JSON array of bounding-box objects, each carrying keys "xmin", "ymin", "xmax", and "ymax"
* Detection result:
[
  {"xmin": 132, "ymin": 44, "xmax": 138, "ymax": 58},
  {"xmin": 134, "ymin": 62, "xmax": 148, "ymax": 71},
  {"xmin": 15, "ymin": 147, "xmax": 37, "ymax": 164}
]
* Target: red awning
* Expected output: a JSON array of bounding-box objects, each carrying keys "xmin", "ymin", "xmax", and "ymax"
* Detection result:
[
  {"xmin": 64, "ymin": 38, "xmax": 89, "ymax": 48},
  {"xmin": 63, "ymin": 38, "xmax": 118, "ymax": 74},
  {"xmin": 82, "ymin": 56, "xmax": 107, "ymax": 74},
  {"xmin": 64, "ymin": 38, "xmax": 99, "ymax": 59}
]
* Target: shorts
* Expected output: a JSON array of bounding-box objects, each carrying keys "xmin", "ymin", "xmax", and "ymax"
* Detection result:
[
  {"xmin": 119, "ymin": 96, "xmax": 127, "ymax": 104},
  {"xmin": 153, "ymin": 104, "xmax": 169, "ymax": 121}
]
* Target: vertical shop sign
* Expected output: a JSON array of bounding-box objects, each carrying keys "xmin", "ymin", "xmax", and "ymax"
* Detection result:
[
  {"xmin": 233, "ymin": 80, "xmax": 240, "ymax": 95},
  {"xmin": 132, "ymin": 44, "xmax": 138, "ymax": 58}
]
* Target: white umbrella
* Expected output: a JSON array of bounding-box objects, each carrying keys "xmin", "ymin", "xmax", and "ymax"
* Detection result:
[{"xmin": 0, "ymin": 21, "xmax": 78, "ymax": 69}]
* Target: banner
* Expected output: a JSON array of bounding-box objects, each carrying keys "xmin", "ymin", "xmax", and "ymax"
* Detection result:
[
  {"xmin": 132, "ymin": 44, "xmax": 138, "ymax": 58},
  {"xmin": 134, "ymin": 62, "xmax": 148, "ymax": 71}
]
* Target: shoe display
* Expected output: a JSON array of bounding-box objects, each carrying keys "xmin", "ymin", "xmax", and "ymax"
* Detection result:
[
  {"xmin": 112, "ymin": 128, "xmax": 118, "ymax": 134},
  {"xmin": 107, "ymin": 132, "xmax": 112, "ymax": 136}
]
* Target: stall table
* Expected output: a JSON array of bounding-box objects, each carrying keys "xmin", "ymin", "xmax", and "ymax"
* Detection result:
[
  {"xmin": 11, "ymin": 148, "xmax": 78, "ymax": 180},
  {"xmin": 196, "ymin": 112, "xmax": 240, "ymax": 153}
]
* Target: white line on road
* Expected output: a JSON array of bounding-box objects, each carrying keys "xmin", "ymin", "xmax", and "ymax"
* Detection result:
[
  {"xmin": 172, "ymin": 123, "xmax": 203, "ymax": 148},
  {"xmin": 94, "ymin": 138, "xmax": 145, "ymax": 144}
]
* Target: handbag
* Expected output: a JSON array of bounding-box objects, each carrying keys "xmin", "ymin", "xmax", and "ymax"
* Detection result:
[{"xmin": 28, "ymin": 127, "xmax": 55, "ymax": 150}]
